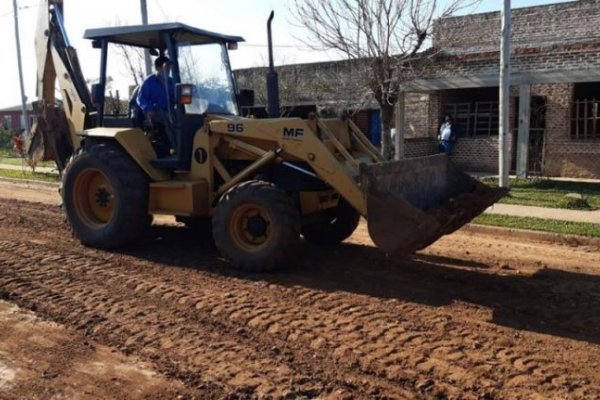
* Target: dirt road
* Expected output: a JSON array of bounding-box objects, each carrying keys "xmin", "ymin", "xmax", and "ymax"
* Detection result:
[{"xmin": 1, "ymin": 179, "xmax": 600, "ymax": 399}]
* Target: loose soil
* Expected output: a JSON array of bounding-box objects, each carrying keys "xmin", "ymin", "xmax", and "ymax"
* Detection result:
[
  {"xmin": 1, "ymin": 179, "xmax": 600, "ymax": 399},
  {"xmin": 0, "ymin": 301, "xmax": 190, "ymax": 399}
]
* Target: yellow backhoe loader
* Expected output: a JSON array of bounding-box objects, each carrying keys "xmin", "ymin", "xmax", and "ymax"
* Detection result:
[{"xmin": 29, "ymin": 0, "xmax": 505, "ymax": 271}]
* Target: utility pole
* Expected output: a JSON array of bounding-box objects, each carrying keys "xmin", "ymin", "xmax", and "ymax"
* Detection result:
[
  {"xmin": 498, "ymin": 0, "xmax": 511, "ymax": 188},
  {"xmin": 13, "ymin": 0, "xmax": 29, "ymax": 134},
  {"xmin": 140, "ymin": 0, "xmax": 152, "ymax": 75},
  {"xmin": 394, "ymin": 92, "xmax": 405, "ymax": 160}
]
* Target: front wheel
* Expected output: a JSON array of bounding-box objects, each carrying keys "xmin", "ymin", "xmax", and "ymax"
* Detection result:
[
  {"xmin": 62, "ymin": 141, "xmax": 150, "ymax": 248},
  {"xmin": 212, "ymin": 181, "xmax": 301, "ymax": 272}
]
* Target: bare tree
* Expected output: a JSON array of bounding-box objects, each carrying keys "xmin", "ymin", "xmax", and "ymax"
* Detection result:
[
  {"xmin": 292, "ymin": 0, "xmax": 479, "ymax": 159},
  {"xmin": 114, "ymin": 44, "xmax": 146, "ymax": 88},
  {"xmin": 109, "ymin": 18, "xmax": 147, "ymax": 93}
]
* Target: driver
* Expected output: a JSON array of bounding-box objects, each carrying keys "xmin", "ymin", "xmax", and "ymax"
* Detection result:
[
  {"xmin": 137, "ymin": 55, "xmax": 175, "ymax": 153},
  {"xmin": 137, "ymin": 55, "xmax": 174, "ymax": 118}
]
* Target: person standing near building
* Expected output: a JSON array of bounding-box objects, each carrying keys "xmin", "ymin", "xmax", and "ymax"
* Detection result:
[{"xmin": 438, "ymin": 114, "xmax": 458, "ymax": 155}]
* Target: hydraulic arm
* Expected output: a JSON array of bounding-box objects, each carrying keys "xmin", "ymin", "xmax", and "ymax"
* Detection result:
[{"xmin": 28, "ymin": 0, "xmax": 94, "ymax": 170}]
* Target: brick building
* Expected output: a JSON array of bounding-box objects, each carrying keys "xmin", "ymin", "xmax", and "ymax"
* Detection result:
[
  {"xmin": 235, "ymin": 0, "xmax": 600, "ymax": 178},
  {"xmin": 0, "ymin": 103, "xmax": 35, "ymax": 134},
  {"xmin": 235, "ymin": 59, "xmax": 383, "ymax": 144},
  {"xmin": 400, "ymin": 0, "xmax": 600, "ymax": 178}
]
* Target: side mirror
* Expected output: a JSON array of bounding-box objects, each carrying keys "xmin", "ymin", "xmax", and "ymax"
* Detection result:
[
  {"xmin": 237, "ymin": 89, "xmax": 255, "ymax": 108},
  {"xmin": 228, "ymin": 42, "xmax": 238, "ymax": 50},
  {"xmin": 90, "ymin": 83, "xmax": 104, "ymax": 105}
]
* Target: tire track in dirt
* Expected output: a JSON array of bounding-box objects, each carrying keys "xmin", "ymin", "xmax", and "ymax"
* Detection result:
[
  {"xmin": 0, "ymin": 300, "xmax": 192, "ymax": 400},
  {"xmin": 0, "ymin": 237, "xmax": 418, "ymax": 399},
  {"xmin": 0, "ymin": 240, "xmax": 347, "ymax": 399},
  {"xmin": 0, "ymin": 230, "xmax": 599, "ymax": 399},
  {"xmin": 2, "ymin": 199, "xmax": 600, "ymax": 398}
]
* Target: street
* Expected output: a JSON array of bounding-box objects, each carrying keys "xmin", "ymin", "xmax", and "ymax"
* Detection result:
[{"xmin": 0, "ymin": 181, "xmax": 599, "ymax": 399}]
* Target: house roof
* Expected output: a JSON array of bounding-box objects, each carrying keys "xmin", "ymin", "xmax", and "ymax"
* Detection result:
[
  {"xmin": 0, "ymin": 103, "xmax": 33, "ymax": 113},
  {"xmin": 84, "ymin": 23, "xmax": 244, "ymax": 49}
]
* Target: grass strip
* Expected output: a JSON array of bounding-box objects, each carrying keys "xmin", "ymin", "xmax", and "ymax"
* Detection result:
[
  {"xmin": 473, "ymin": 213, "xmax": 600, "ymax": 238},
  {"xmin": 0, "ymin": 168, "xmax": 60, "ymax": 183},
  {"xmin": 0, "ymin": 157, "xmax": 55, "ymax": 168},
  {"xmin": 480, "ymin": 178, "xmax": 600, "ymax": 210},
  {"xmin": 0, "ymin": 149, "xmax": 55, "ymax": 168}
]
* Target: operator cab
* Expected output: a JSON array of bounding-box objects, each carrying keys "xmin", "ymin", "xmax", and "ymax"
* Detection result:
[{"xmin": 84, "ymin": 23, "xmax": 247, "ymax": 171}]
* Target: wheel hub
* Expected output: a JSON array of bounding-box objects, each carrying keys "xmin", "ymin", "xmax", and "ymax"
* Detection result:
[
  {"xmin": 230, "ymin": 204, "xmax": 273, "ymax": 252},
  {"xmin": 246, "ymin": 214, "xmax": 268, "ymax": 238},
  {"xmin": 95, "ymin": 187, "xmax": 111, "ymax": 207},
  {"xmin": 73, "ymin": 168, "xmax": 116, "ymax": 228}
]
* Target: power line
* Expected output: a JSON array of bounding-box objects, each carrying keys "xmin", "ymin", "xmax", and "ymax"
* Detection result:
[{"xmin": 241, "ymin": 43, "xmax": 312, "ymax": 49}]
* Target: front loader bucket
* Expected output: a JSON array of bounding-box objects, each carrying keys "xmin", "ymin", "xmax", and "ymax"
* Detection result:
[{"xmin": 360, "ymin": 154, "xmax": 507, "ymax": 256}]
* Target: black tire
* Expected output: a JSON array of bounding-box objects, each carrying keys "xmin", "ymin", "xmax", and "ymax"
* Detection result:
[
  {"xmin": 62, "ymin": 140, "xmax": 150, "ymax": 249},
  {"xmin": 212, "ymin": 181, "xmax": 301, "ymax": 272},
  {"xmin": 302, "ymin": 199, "xmax": 360, "ymax": 245}
]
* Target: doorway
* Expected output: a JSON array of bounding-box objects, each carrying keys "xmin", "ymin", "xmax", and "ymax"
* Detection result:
[{"xmin": 512, "ymin": 96, "xmax": 546, "ymax": 175}]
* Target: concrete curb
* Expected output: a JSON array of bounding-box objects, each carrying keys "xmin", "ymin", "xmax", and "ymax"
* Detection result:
[{"xmin": 463, "ymin": 223, "xmax": 600, "ymax": 247}]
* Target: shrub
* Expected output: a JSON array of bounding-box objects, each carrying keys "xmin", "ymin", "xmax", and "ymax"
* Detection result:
[
  {"xmin": 558, "ymin": 196, "xmax": 593, "ymax": 210},
  {"xmin": 0, "ymin": 127, "xmax": 12, "ymax": 150}
]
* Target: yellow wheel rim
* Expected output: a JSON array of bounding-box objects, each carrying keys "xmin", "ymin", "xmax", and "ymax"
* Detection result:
[
  {"xmin": 229, "ymin": 204, "xmax": 273, "ymax": 253},
  {"xmin": 73, "ymin": 168, "xmax": 116, "ymax": 228}
]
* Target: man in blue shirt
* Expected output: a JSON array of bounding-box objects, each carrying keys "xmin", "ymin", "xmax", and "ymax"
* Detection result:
[
  {"xmin": 137, "ymin": 55, "xmax": 174, "ymax": 116},
  {"xmin": 137, "ymin": 56, "xmax": 175, "ymax": 153}
]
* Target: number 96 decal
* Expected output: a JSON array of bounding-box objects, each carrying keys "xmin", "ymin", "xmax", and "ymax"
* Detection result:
[{"xmin": 227, "ymin": 123, "xmax": 244, "ymax": 133}]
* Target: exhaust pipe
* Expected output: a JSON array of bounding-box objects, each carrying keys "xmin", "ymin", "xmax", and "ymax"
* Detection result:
[{"xmin": 266, "ymin": 11, "xmax": 280, "ymax": 118}]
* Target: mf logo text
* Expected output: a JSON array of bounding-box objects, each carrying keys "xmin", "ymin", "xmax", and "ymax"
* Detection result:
[{"xmin": 282, "ymin": 127, "xmax": 304, "ymax": 140}]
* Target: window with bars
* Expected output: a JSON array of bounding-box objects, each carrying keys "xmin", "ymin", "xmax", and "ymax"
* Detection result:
[
  {"xmin": 571, "ymin": 99, "xmax": 600, "ymax": 139},
  {"xmin": 443, "ymin": 101, "xmax": 499, "ymax": 137},
  {"xmin": 571, "ymin": 83, "xmax": 600, "ymax": 139}
]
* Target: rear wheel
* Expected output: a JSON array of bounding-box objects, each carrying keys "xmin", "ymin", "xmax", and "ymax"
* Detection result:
[
  {"xmin": 302, "ymin": 199, "xmax": 360, "ymax": 245},
  {"xmin": 212, "ymin": 181, "xmax": 301, "ymax": 271},
  {"xmin": 62, "ymin": 140, "xmax": 150, "ymax": 248}
]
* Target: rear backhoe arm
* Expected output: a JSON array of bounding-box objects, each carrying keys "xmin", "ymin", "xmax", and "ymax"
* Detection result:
[{"xmin": 28, "ymin": 0, "xmax": 94, "ymax": 170}]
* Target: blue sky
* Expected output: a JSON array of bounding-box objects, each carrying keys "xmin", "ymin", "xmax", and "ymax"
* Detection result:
[{"xmin": 0, "ymin": 0, "xmax": 575, "ymax": 109}]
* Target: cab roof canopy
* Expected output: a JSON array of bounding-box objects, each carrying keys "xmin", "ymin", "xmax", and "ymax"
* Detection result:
[{"xmin": 83, "ymin": 23, "xmax": 244, "ymax": 49}]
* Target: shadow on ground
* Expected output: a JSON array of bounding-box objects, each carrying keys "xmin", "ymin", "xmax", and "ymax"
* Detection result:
[{"xmin": 121, "ymin": 224, "xmax": 600, "ymax": 345}]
